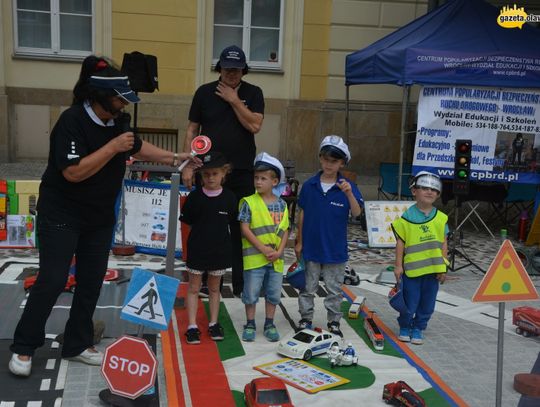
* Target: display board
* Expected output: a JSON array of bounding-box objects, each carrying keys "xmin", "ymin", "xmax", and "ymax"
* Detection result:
[
  {"xmin": 365, "ymin": 201, "xmax": 414, "ymax": 248},
  {"xmin": 414, "ymin": 86, "xmax": 540, "ymax": 184},
  {"xmin": 114, "ymin": 180, "xmax": 190, "ymax": 256},
  {"xmin": 0, "ymin": 215, "xmax": 35, "ymax": 248},
  {"xmin": 254, "ymin": 358, "xmax": 348, "ymax": 394}
]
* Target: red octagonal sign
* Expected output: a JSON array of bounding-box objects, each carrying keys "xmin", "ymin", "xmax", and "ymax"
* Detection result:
[{"xmin": 101, "ymin": 335, "xmax": 158, "ymax": 399}]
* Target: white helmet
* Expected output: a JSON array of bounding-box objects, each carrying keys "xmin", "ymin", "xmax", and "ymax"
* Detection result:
[
  {"xmin": 410, "ymin": 171, "xmax": 442, "ymax": 192},
  {"xmin": 347, "ymin": 342, "xmax": 353, "ymax": 348}
]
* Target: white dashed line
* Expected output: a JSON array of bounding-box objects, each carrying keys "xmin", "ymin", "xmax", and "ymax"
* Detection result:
[{"xmin": 39, "ymin": 379, "xmax": 51, "ymax": 391}]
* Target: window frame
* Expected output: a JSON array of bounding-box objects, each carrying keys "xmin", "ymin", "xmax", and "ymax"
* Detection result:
[
  {"xmin": 213, "ymin": 0, "xmax": 284, "ymax": 72},
  {"xmin": 12, "ymin": 0, "xmax": 95, "ymax": 59}
]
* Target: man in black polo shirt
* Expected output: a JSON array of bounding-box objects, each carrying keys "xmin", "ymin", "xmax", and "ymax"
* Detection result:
[{"xmin": 182, "ymin": 45, "xmax": 265, "ymax": 296}]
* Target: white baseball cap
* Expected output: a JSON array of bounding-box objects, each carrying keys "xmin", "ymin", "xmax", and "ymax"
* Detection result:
[
  {"xmin": 254, "ymin": 152, "xmax": 286, "ymax": 184},
  {"xmin": 410, "ymin": 171, "xmax": 442, "ymax": 192},
  {"xmin": 319, "ymin": 135, "xmax": 351, "ymax": 163},
  {"xmin": 254, "ymin": 152, "xmax": 287, "ymax": 196}
]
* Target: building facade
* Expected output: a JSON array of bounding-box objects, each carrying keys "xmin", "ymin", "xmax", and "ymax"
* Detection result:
[{"xmin": 1, "ymin": 0, "xmax": 433, "ymax": 175}]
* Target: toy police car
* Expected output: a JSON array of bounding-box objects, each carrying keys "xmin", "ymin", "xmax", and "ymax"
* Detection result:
[
  {"xmin": 277, "ymin": 328, "xmax": 342, "ymax": 361},
  {"xmin": 319, "ymin": 264, "xmax": 360, "ymax": 285}
]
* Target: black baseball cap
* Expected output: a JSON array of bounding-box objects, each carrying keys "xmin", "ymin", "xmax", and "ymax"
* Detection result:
[{"xmin": 199, "ymin": 151, "xmax": 228, "ymax": 169}]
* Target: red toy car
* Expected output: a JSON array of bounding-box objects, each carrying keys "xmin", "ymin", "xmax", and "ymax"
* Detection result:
[
  {"xmin": 513, "ymin": 306, "xmax": 540, "ymax": 337},
  {"xmin": 24, "ymin": 273, "xmax": 77, "ymax": 293},
  {"xmin": 383, "ymin": 381, "xmax": 425, "ymax": 406},
  {"xmin": 244, "ymin": 377, "xmax": 293, "ymax": 407}
]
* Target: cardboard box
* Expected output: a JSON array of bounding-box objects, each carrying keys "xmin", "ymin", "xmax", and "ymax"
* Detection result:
[
  {"xmin": 7, "ymin": 180, "xmax": 16, "ymax": 195},
  {"xmin": 15, "ymin": 180, "xmax": 40, "ymax": 194},
  {"xmin": 18, "ymin": 193, "xmax": 38, "ymax": 215},
  {"xmin": 7, "ymin": 194, "xmax": 18, "ymax": 214}
]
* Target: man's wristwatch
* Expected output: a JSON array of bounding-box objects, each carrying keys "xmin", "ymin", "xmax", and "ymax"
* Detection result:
[{"xmin": 172, "ymin": 153, "xmax": 179, "ymax": 166}]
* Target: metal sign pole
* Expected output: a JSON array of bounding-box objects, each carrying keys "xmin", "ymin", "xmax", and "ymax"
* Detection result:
[
  {"xmin": 166, "ymin": 173, "xmax": 180, "ymax": 278},
  {"xmin": 495, "ymin": 301, "xmax": 505, "ymax": 407}
]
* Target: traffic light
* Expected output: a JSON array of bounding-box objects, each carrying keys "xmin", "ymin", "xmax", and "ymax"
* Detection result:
[{"xmin": 453, "ymin": 139, "xmax": 472, "ymax": 195}]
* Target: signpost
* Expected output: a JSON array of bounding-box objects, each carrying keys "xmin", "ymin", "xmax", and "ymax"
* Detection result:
[
  {"xmin": 101, "ymin": 335, "xmax": 158, "ymax": 399},
  {"xmin": 472, "ymin": 239, "xmax": 539, "ymax": 407}
]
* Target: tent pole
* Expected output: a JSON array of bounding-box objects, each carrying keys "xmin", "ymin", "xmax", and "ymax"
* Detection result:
[
  {"xmin": 345, "ymin": 85, "xmax": 350, "ymax": 144},
  {"xmin": 397, "ymin": 85, "xmax": 410, "ymax": 199}
]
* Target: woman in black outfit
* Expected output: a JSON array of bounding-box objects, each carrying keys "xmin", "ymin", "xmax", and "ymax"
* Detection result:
[{"xmin": 9, "ymin": 56, "xmax": 199, "ymax": 377}]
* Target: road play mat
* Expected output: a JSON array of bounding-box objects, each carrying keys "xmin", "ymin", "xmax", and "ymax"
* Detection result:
[{"xmin": 161, "ymin": 285, "xmax": 467, "ymax": 406}]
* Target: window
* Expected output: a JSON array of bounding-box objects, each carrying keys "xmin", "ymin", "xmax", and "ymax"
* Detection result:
[
  {"xmin": 213, "ymin": 0, "xmax": 283, "ymax": 70},
  {"xmin": 13, "ymin": 0, "xmax": 93, "ymax": 58}
]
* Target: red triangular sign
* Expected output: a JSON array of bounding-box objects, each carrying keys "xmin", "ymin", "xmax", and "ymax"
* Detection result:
[{"xmin": 472, "ymin": 240, "xmax": 539, "ymax": 302}]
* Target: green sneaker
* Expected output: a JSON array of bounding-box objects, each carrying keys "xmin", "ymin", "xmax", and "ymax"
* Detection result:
[
  {"xmin": 242, "ymin": 325, "xmax": 256, "ymax": 342},
  {"xmin": 263, "ymin": 324, "xmax": 280, "ymax": 342}
]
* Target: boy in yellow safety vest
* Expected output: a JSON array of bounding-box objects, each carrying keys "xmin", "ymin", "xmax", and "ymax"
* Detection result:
[
  {"xmin": 391, "ymin": 171, "xmax": 449, "ymax": 345},
  {"xmin": 238, "ymin": 152, "xmax": 289, "ymax": 342}
]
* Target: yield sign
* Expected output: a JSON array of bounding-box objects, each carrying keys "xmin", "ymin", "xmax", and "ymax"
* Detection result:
[{"xmin": 472, "ymin": 240, "xmax": 539, "ymax": 302}]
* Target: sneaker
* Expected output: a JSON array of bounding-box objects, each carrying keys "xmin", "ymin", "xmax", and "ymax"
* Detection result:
[
  {"xmin": 9, "ymin": 354, "xmax": 32, "ymax": 377},
  {"xmin": 411, "ymin": 329, "xmax": 424, "ymax": 345},
  {"xmin": 66, "ymin": 348, "xmax": 103, "ymax": 365},
  {"xmin": 185, "ymin": 328, "xmax": 201, "ymax": 344},
  {"xmin": 242, "ymin": 325, "xmax": 256, "ymax": 342},
  {"xmin": 208, "ymin": 323, "xmax": 224, "ymax": 341},
  {"xmin": 263, "ymin": 324, "xmax": 280, "ymax": 342},
  {"xmin": 297, "ymin": 319, "xmax": 313, "ymax": 331},
  {"xmin": 398, "ymin": 328, "xmax": 411, "ymax": 342},
  {"xmin": 327, "ymin": 321, "xmax": 343, "ymax": 338},
  {"xmin": 198, "ymin": 286, "xmax": 209, "ymax": 298}
]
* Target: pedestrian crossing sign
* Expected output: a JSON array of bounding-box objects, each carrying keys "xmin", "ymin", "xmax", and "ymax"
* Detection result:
[
  {"xmin": 472, "ymin": 240, "xmax": 539, "ymax": 302},
  {"xmin": 121, "ymin": 267, "xmax": 180, "ymax": 330}
]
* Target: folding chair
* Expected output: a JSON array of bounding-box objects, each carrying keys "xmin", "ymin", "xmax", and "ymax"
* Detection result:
[
  {"xmin": 281, "ymin": 159, "xmax": 299, "ymax": 226},
  {"xmin": 504, "ymin": 183, "xmax": 538, "ymax": 224},
  {"xmin": 281, "ymin": 178, "xmax": 299, "ymax": 226},
  {"xmin": 378, "ymin": 162, "xmax": 414, "ymax": 200}
]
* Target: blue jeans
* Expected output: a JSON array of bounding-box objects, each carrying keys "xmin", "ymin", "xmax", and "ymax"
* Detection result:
[
  {"xmin": 242, "ymin": 264, "xmax": 283, "ymax": 305},
  {"xmin": 397, "ymin": 273, "xmax": 439, "ymax": 331}
]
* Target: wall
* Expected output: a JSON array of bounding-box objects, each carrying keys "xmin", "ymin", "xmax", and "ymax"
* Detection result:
[
  {"xmin": 1, "ymin": 0, "xmax": 112, "ymax": 161},
  {"xmin": 111, "ymin": 0, "xmax": 198, "ymax": 96}
]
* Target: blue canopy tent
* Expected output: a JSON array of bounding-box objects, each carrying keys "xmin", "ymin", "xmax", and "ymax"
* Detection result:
[{"xmin": 345, "ymin": 0, "xmax": 540, "ymax": 195}]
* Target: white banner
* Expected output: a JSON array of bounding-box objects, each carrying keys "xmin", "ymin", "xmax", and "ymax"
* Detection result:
[{"xmin": 414, "ymin": 86, "xmax": 540, "ymax": 184}]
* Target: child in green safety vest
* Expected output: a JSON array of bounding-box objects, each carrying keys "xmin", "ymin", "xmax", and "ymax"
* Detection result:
[
  {"xmin": 391, "ymin": 171, "xmax": 449, "ymax": 345},
  {"xmin": 238, "ymin": 152, "xmax": 289, "ymax": 342}
]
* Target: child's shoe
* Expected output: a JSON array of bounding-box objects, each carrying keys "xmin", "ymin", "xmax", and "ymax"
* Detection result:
[
  {"xmin": 242, "ymin": 325, "xmax": 256, "ymax": 342},
  {"xmin": 398, "ymin": 328, "xmax": 411, "ymax": 342},
  {"xmin": 327, "ymin": 321, "xmax": 343, "ymax": 337},
  {"xmin": 411, "ymin": 329, "xmax": 424, "ymax": 345},
  {"xmin": 263, "ymin": 324, "xmax": 280, "ymax": 342},
  {"xmin": 208, "ymin": 323, "xmax": 224, "ymax": 341},
  {"xmin": 297, "ymin": 319, "xmax": 312, "ymax": 331},
  {"xmin": 185, "ymin": 328, "xmax": 201, "ymax": 344}
]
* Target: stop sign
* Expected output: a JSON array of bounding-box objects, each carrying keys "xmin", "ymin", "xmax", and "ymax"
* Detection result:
[{"xmin": 101, "ymin": 335, "xmax": 158, "ymax": 399}]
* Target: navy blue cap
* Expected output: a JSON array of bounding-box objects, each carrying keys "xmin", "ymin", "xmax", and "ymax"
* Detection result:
[
  {"xmin": 89, "ymin": 76, "xmax": 140, "ymax": 103},
  {"xmin": 218, "ymin": 45, "xmax": 247, "ymax": 69}
]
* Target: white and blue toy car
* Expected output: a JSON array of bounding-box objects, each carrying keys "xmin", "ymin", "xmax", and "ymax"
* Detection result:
[{"xmin": 277, "ymin": 328, "xmax": 342, "ymax": 361}]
